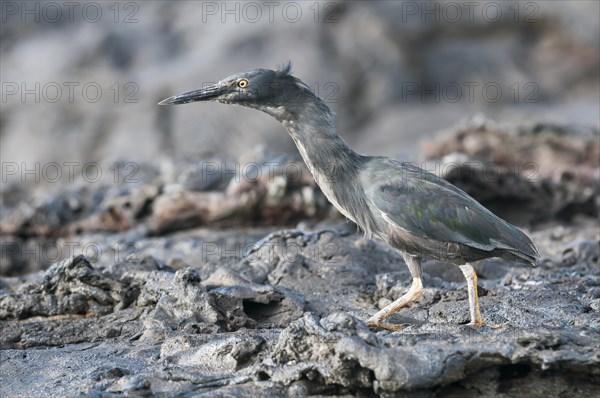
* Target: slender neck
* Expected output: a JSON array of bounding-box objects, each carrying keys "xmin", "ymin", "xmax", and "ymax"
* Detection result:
[
  {"xmin": 281, "ymin": 105, "xmax": 363, "ymax": 189},
  {"xmin": 265, "ymin": 99, "xmax": 376, "ymax": 232},
  {"xmin": 253, "ymin": 82, "xmax": 377, "ymax": 234}
]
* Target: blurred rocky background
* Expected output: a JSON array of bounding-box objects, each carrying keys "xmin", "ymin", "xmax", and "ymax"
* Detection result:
[
  {"xmin": 1, "ymin": 1, "xmax": 599, "ymax": 397},
  {"xmin": 1, "ymin": 0, "xmax": 599, "ymax": 196}
]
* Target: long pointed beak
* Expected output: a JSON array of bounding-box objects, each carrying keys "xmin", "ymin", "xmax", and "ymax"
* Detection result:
[{"xmin": 158, "ymin": 84, "xmax": 224, "ymax": 105}]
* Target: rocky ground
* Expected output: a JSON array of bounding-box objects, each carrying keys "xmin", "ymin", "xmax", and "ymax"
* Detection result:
[{"xmin": 1, "ymin": 122, "xmax": 599, "ymax": 397}]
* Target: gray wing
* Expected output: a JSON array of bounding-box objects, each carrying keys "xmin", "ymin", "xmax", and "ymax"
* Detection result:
[{"xmin": 362, "ymin": 159, "xmax": 537, "ymax": 259}]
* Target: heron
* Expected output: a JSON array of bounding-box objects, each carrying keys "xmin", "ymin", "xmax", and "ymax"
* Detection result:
[{"xmin": 159, "ymin": 64, "xmax": 538, "ymax": 330}]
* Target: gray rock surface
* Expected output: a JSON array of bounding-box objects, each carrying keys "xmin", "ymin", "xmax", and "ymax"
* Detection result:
[
  {"xmin": 1, "ymin": 213, "xmax": 599, "ymax": 396},
  {"xmin": 2, "ymin": 121, "xmax": 600, "ymax": 396}
]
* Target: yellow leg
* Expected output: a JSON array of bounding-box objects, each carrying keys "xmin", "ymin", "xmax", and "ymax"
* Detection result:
[
  {"xmin": 459, "ymin": 263, "xmax": 484, "ymax": 327},
  {"xmin": 366, "ymin": 256, "xmax": 423, "ymax": 331}
]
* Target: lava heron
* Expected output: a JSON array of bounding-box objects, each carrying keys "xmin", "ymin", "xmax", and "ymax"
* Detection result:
[{"xmin": 159, "ymin": 64, "xmax": 538, "ymax": 330}]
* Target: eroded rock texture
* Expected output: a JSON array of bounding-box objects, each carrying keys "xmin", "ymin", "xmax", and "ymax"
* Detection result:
[
  {"xmin": 1, "ymin": 218, "xmax": 599, "ymax": 397},
  {"xmin": 1, "ymin": 120, "xmax": 599, "ymax": 397},
  {"xmin": 423, "ymin": 118, "xmax": 599, "ymax": 224}
]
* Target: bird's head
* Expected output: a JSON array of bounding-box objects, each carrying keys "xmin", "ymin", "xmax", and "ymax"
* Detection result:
[{"xmin": 158, "ymin": 63, "xmax": 328, "ymax": 122}]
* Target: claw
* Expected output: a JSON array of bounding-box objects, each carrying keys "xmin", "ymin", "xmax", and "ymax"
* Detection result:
[
  {"xmin": 468, "ymin": 321, "xmax": 507, "ymax": 330},
  {"xmin": 366, "ymin": 319, "xmax": 405, "ymax": 332},
  {"xmin": 486, "ymin": 322, "xmax": 508, "ymax": 330},
  {"xmin": 469, "ymin": 320, "xmax": 485, "ymax": 328}
]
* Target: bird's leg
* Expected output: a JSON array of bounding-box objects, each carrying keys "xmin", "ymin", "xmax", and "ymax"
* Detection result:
[
  {"xmin": 459, "ymin": 263, "xmax": 484, "ymax": 327},
  {"xmin": 366, "ymin": 256, "xmax": 423, "ymax": 331}
]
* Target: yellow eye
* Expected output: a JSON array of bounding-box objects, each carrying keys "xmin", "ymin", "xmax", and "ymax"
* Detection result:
[{"xmin": 237, "ymin": 79, "xmax": 249, "ymax": 89}]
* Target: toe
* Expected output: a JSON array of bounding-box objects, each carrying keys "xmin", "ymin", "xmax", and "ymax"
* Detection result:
[
  {"xmin": 469, "ymin": 321, "xmax": 508, "ymax": 330},
  {"xmin": 366, "ymin": 320, "xmax": 405, "ymax": 331}
]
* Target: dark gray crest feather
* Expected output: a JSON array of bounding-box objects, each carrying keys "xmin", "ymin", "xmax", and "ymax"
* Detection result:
[{"xmin": 276, "ymin": 61, "xmax": 292, "ymax": 77}]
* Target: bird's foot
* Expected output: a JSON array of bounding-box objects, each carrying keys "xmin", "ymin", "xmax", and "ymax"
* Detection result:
[
  {"xmin": 486, "ymin": 322, "xmax": 509, "ymax": 330},
  {"xmin": 468, "ymin": 320, "xmax": 485, "ymax": 328},
  {"xmin": 366, "ymin": 319, "xmax": 405, "ymax": 332},
  {"xmin": 468, "ymin": 320, "xmax": 507, "ymax": 330},
  {"xmin": 244, "ymin": 228, "xmax": 341, "ymax": 257}
]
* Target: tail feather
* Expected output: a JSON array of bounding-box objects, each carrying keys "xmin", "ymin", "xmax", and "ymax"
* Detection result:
[
  {"xmin": 503, "ymin": 237, "xmax": 539, "ymax": 266},
  {"xmin": 507, "ymin": 247, "xmax": 538, "ymax": 267},
  {"xmin": 491, "ymin": 220, "xmax": 539, "ymax": 266}
]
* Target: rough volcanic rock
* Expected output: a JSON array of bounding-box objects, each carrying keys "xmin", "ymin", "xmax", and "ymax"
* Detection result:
[
  {"xmin": 1, "ymin": 218, "xmax": 599, "ymax": 396},
  {"xmin": 0, "ymin": 255, "xmax": 124, "ymax": 320},
  {"xmin": 422, "ymin": 118, "xmax": 600, "ymax": 223}
]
